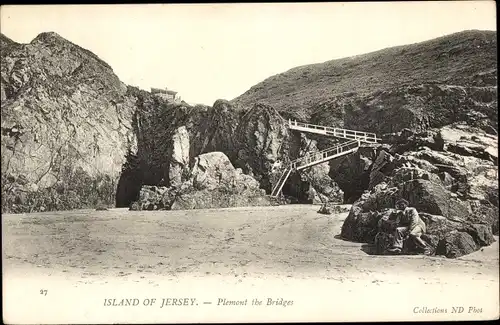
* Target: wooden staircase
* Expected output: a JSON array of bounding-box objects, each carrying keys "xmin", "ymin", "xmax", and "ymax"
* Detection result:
[
  {"xmin": 270, "ymin": 140, "xmax": 361, "ymax": 198},
  {"xmin": 270, "ymin": 165, "xmax": 293, "ymax": 198},
  {"xmin": 270, "ymin": 120, "xmax": 381, "ymax": 198}
]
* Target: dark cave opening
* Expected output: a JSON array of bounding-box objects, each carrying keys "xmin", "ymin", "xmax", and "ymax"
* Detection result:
[
  {"xmin": 328, "ymin": 149, "xmax": 376, "ymax": 204},
  {"xmin": 281, "ymin": 172, "xmax": 313, "ymax": 204},
  {"xmin": 278, "ymin": 168, "xmax": 371, "ymax": 205},
  {"xmin": 341, "ymin": 173, "xmax": 371, "ymax": 204}
]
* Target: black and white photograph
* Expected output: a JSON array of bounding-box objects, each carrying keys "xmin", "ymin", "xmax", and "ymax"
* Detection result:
[{"xmin": 1, "ymin": 2, "xmax": 498, "ymax": 323}]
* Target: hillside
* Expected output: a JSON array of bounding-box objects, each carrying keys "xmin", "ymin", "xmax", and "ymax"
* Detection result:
[
  {"xmin": 232, "ymin": 30, "xmax": 497, "ymax": 133},
  {"xmin": 1, "ymin": 32, "xmax": 137, "ymax": 212}
]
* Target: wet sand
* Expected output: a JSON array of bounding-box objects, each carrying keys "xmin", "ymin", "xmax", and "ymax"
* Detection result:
[{"xmin": 3, "ymin": 205, "xmax": 499, "ymax": 323}]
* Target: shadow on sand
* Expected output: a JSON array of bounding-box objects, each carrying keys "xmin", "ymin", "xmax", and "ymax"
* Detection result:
[
  {"xmin": 361, "ymin": 244, "xmax": 378, "ymax": 255},
  {"xmin": 361, "ymin": 243, "xmax": 428, "ymax": 257},
  {"xmin": 333, "ymin": 234, "xmax": 380, "ymax": 255},
  {"xmin": 333, "ymin": 234, "xmax": 350, "ymax": 241}
]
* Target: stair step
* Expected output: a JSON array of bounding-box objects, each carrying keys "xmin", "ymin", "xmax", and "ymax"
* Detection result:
[
  {"xmin": 271, "ymin": 120, "xmax": 380, "ymax": 198},
  {"xmin": 291, "ymin": 140, "xmax": 360, "ymax": 170},
  {"xmin": 270, "ymin": 166, "xmax": 293, "ymax": 198},
  {"xmin": 288, "ymin": 120, "xmax": 380, "ymax": 143}
]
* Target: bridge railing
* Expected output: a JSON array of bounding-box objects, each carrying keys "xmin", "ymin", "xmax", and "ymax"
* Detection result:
[
  {"xmin": 288, "ymin": 120, "xmax": 379, "ymax": 143},
  {"xmin": 290, "ymin": 140, "xmax": 360, "ymax": 170}
]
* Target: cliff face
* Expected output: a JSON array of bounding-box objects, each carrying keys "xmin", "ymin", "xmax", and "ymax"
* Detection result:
[
  {"xmin": 1, "ymin": 32, "xmax": 136, "ymax": 212},
  {"xmin": 115, "ymin": 97, "xmax": 339, "ymax": 207},
  {"xmin": 320, "ymin": 83, "xmax": 497, "ymax": 135}
]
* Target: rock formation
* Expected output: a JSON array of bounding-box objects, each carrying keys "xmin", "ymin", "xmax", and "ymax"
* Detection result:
[
  {"xmin": 194, "ymin": 99, "xmax": 241, "ymax": 160},
  {"xmin": 117, "ymin": 98, "xmax": 344, "ymax": 207},
  {"xmin": 168, "ymin": 126, "xmax": 191, "ymax": 186},
  {"xmin": 2, "ymin": 30, "xmax": 497, "ymax": 259},
  {"xmin": 1, "ymin": 32, "xmax": 136, "ymax": 213},
  {"xmin": 340, "ymin": 124, "xmax": 498, "ymax": 258},
  {"xmin": 234, "ymin": 103, "xmax": 291, "ymax": 190},
  {"xmin": 132, "ymin": 152, "xmax": 270, "ymax": 210}
]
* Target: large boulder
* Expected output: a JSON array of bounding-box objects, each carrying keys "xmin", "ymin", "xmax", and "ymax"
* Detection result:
[
  {"xmin": 341, "ymin": 180, "xmax": 496, "ymax": 258},
  {"xmin": 303, "ymin": 162, "xmax": 344, "ymax": 203},
  {"xmin": 435, "ymin": 231, "xmax": 480, "ymax": 258},
  {"xmin": 172, "ymin": 152, "xmax": 271, "ymax": 210},
  {"xmin": 131, "ymin": 185, "xmax": 174, "ymax": 211},
  {"xmin": 398, "ymin": 179, "xmax": 470, "ymax": 219},
  {"xmin": 190, "ymin": 152, "xmax": 260, "ymax": 192},
  {"xmin": 341, "ymin": 207, "xmax": 385, "ymax": 243},
  {"xmin": 340, "ymin": 183, "xmax": 398, "ymax": 243},
  {"xmin": 368, "ymin": 150, "xmax": 401, "ymax": 189},
  {"xmin": 132, "ymin": 152, "xmax": 270, "ymax": 210}
]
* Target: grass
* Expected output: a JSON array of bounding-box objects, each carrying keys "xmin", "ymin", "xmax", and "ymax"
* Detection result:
[{"xmin": 232, "ymin": 30, "xmax": 497, "ymax": 117}]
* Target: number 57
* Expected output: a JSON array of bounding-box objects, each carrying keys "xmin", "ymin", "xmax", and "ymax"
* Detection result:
[{"xmin": 40, "ymin": 289, "xmax": 47, "ymax": 296}]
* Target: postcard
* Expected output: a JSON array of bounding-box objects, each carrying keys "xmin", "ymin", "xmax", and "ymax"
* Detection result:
[{"xmin": 1, "ymin": 2, "xmax": 498, "ymax": 323}]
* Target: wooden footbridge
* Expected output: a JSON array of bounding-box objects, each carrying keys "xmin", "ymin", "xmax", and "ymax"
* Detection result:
[{"xmin": 270, "ymin": 120, "xmax": 381, "ymax": 198}]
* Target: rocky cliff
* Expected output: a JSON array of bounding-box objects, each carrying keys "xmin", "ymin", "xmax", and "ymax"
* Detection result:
[
  {"xmin": 340, "ymin": 124, "xmax": 498, "ymax": 258},
  {"xmin": 115, "ymin": 94, "xmax": 343, "ymax": 208},
  {"xmin": 1, "ymin": 32, "xmax": 136, "ymax": 212}
]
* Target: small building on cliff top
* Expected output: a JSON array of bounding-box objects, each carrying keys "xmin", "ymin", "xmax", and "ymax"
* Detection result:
[{"xmin": 151, "ymin": 87, "xmax": 181, "ymax": 103}]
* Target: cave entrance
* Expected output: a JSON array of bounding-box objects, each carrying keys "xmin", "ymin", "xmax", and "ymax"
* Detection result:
[
  {"xmin": 328, "ymin": 149, "xmax": 375, "ymax": 204},
  {"xmin": 278, "ymin": 169, "xmax": 370, "ymax": 205},
  {"xmin": 280, "ymin": 171, "xmax": 313, "ymax": 204}
]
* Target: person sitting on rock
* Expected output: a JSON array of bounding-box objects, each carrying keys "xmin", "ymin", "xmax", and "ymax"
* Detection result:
[{"xmin": 387, "ymin": 199, "xmax": 430, "ymax": 254}]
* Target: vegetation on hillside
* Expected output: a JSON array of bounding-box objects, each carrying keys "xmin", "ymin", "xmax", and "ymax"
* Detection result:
[{"xmin": 232, "ymin": 30, "xmax": 497, "ymax": 118}]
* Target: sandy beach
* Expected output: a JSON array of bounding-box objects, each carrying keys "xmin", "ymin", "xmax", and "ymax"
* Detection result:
[{"xmin": 2, "ymin": 204, "xmax": 499, "ymax": 323}]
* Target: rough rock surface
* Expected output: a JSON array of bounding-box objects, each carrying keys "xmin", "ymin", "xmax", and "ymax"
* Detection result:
[
  {"xmin": 339, "ymin": 119, "xmax": 498, "ymax": 258},
  {"xmin": 342, "ymin": 182, "xmax": 496, "ymax": 258},
  {"xmin": 132, "ymin": 152, "xmax": 270, "ymax": 210},
  {"xmin": 343, "ymin": 84, "xmax": 497, "ymax": 135},
  {"xmin": 284, "ymin": 132, "xmax": 344, "ymax": 203},
  {"xmin": 341, "ymin": 138, "xmax": 498, "ymax": 257},
  {"xmin": 117, "ymin": 97, "xmax": 343, "ymax": 206},
  {"xmin": 235, "ymin": 103, "xmax": 290, "ymax": 191},
  {"xmin": 168, "ymin": 126, "xmax": 190, "ymax": 186},
  {"xmin": 193, "ymin": 99, "xmax": 241, "ymax": 160},
  {"xmin": 1, "ymin": 32, "xmax": 136, "ymax": 213}
]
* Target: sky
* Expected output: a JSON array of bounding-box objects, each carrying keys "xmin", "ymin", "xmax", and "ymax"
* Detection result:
[{"xmin": 0, "ymin": 2, "xmax": 496, "ymax": 105}]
